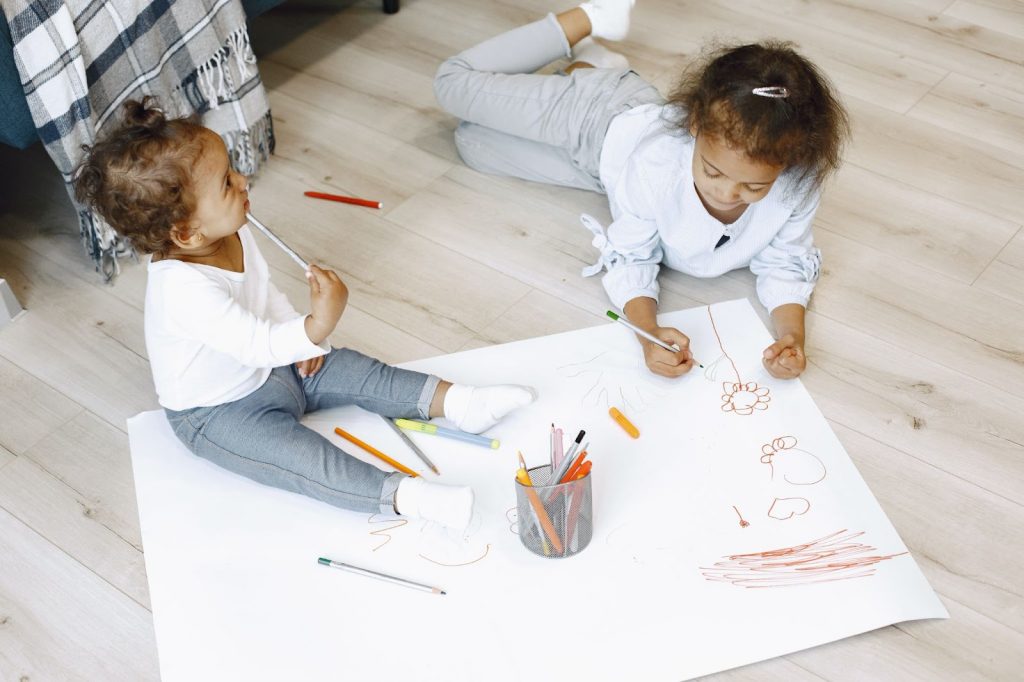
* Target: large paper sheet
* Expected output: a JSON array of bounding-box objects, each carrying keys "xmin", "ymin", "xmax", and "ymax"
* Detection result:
[{"xmin": 129, "ymin": 299, "xmax": 947, "ymax": 681}]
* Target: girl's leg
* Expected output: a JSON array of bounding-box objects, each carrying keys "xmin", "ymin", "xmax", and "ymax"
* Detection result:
[
  {"xmin": 301, "ymin": 348, "xmax": 534, "ymax": 434},
  {"xmin": 301, "ymin": 347, "xmax": 438, "ymax": 418},
  {"xmin": 435, "ymin": 6, "xmax": 639, "ymax": 186},
  {"xmin": 453, "ymin": 121, "xmax": 605, "ymax": 192},
  {"xmin": 166, "ymin": 368, "xmax": 403, "ymax": 514}
]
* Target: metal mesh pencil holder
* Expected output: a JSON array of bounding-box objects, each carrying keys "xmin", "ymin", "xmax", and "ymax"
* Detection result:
[{"xmin": 514, "ymin": 465, "xmax": 593, "ymax": 559}]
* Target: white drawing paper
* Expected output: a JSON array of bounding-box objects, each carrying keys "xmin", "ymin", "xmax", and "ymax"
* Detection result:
[{"xmin": 129, "ymin": 298, "xmax": 947, "ymax": 681}]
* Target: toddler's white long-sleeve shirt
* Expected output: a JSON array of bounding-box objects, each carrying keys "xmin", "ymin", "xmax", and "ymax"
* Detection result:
[
  {"xmin": 586, "ymin": 103, "xmax": 822, "ymax": 313},
  {"xmin": 145, "ymin": 225, "xmax": 328, "ymax": 410}
]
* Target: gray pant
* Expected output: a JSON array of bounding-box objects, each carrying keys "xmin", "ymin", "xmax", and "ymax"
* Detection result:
[
  {"xmin": 434, "ymin": 13, "xmax": 664, "ymax": 193},
  {"xmin": 165, "ymin": 348, "xmax": 440, "ymax": 514}
]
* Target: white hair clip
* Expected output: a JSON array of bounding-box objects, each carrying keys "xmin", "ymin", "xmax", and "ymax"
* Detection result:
[{"xmin": 752, "ymin": 86, "xmax": 789, "ymax": 98}]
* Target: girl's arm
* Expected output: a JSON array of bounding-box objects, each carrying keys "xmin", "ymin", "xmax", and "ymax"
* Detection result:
[
  {"xmin": 623, "ymin": 296, "xmax": 694, "ymax": 377},
  {"xmin": 749, "ymin": 185, "xmax": 823, "ymax": 379}
]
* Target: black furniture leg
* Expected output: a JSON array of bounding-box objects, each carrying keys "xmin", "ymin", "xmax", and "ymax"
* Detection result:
[{"xmin": 383, "ymin": 0, "xmax": 399, "ymax": 13}]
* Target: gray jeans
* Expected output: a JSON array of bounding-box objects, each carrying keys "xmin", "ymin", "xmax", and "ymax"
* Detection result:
[
  {"xmin": 434, "ymin": 13, "xmax": 664, "ymax": 192},
  {"xmin": 165, "ymin": 348, "xmax": 440, "ymax": 514}
]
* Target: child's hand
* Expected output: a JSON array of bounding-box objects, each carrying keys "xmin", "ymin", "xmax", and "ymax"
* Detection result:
[
  {"xmin": 304, "ymin": 265, "xmax": 348, "ymax": 345},
  {"xmin": 640, "ymin": 326, "xmax": 694, "ymax": 378},
  {"xmin": 762, "ymin": 333, "xmax": 806, "ymax": 379},
  {"xmin": 295, "ymin": 355, "xmax": 325, "ymax": 379}
]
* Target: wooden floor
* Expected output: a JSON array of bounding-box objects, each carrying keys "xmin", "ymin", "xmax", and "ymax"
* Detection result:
[{"xmin": 1, "ymin": 0, "xmax": 1022, "ymax": 679}]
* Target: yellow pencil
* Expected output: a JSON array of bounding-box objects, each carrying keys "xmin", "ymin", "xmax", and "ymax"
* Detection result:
[
  {"xmin": 334, "ymin": 427, "xmax": 419, "ymax": 477},
  {"xmin": 517, "ymin": 451, "xmax": 563, "ymax": 555}
]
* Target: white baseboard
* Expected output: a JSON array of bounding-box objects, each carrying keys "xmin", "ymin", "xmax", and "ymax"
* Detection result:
[{"xmin": 0, "ymin": 278, "xmax": 26, "ymax": 328}]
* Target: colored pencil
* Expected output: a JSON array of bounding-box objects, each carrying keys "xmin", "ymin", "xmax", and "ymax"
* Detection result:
[
  {"xmin": 246, "ymin": 212, "xmax": 309, "ymax": 271},
  {"xmin": 605, "ymin": 310, "xmax": 703, "ymax": 368},
  {"xmin": 333, "ymin": 426, "xmax": 418, "ymax": 477},
  {"xmin": 304, "ymin": 190, "xmax": 382, "ymax": 210},
  {"xmin": 394, "ymin": 418, "xmax": 499, "ymax": 449},
  {"xmin": 318, "ymin": 557, "xmax": 444, "ymax": 595},
  {"xmin": 516, "ymin": 452, "xmax": 563, "ymax": 555},
  {"xmin": 383, "ymin": 417, "xmax": 439, "ymax": 475}
]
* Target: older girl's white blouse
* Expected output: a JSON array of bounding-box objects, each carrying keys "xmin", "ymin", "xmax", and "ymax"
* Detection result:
[{"xmin": 585, "ymin": 103, "xmax": 822, "ymax": 313}]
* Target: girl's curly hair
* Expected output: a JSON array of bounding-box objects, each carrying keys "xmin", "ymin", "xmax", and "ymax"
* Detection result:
[
  {"xmin": 666, "ymin": 41, "xmax": 850, "ymax": 191},
  {"xmin": 73, "ymin": 97, "xmax": 207, "ymax": 254}
]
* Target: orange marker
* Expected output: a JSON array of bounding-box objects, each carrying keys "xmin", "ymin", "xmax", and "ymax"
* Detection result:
[
  {"xmin": 572, "ymin": 460, "xmax": 592, "ymax": 480},
  {"xmin": 334, "ymin": 427, "xmax": 419, "ymax": 477},
  {"xmin": 609, "ymin": 406, "xmax": 639, "ymax": 438},
  {"xmin": 559, "ymin": 451, "xmax": 587, "ymax": 484},
  {"xmin": 516, "ymin": 452, "xmax": 563, "ymax": 555}
]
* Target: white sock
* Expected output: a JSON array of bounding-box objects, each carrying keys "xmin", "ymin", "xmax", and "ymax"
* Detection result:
[
  {"xmin": 579, "ymin": 0, "xmax": 635, "ymax": 41},
  {"xmin": 443, "ymin": 384, "xmax": 535, "ymax": 434},
  {"xmin": 572, "ymin": 36, "xmax": 630, "ymax": 70},
  {"xmin": 395, "ymin": 477, "xmax": 474, "ymax": 531}
]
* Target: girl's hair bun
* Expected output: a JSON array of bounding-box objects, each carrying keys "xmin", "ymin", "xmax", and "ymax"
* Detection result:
[{"xmin": 122, "ymin": 96, "xmax": 166, "ymax": 130}]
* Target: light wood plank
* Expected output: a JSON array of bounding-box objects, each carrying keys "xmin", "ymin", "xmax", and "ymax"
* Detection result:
[
  {"xmin": 907, "ymin": 71, "xmax": 1024, "ymax": 164},
  {"xmin": 812, "ymin": 227, "xmax": 1024, "ymax": 398},
  {"xmin": 973, "ymin": 227, "xmax": 1024, "ymax": 305},
  {"xmin": 0, "ymin": 355, "xmax": 82, "ymax": 456},
  {"xmin": 0, "ymin": 445, "xmax": 14, "ymax": 471},
  {"xmin": 728, "ymin": 0, "xmax": 1024, "ymax": 93},
  {"xmin": 266, "ymin": 90, "xmax": 454, "ymax": 213},
  {"xmin": 0, "ymin": 242, "xmax": 158, "ymax": 429},
  {"xmin": 943, "ymin": 0, "xmax": 1024, "ymax": 40},
  {"xmin": 830, "ymin": 424, "xmax": 1023, "ymax": 636},
  {"xmin": 0, "ymin": 453, "xmax": 149, "ymax": 608},
  {"xmin": 845, "ymin": 97, "xmax": 1024, "ymax": 225},
  {"xmin": 816, "ymin": 163, "xmax": 1019, "ymax": 284},
  {"xmin": 19, "ymin": 412, "xmax": 145, "ymax": 561},
  {"xmin": 248, "ymin": 169, "xmax": 533, "ymax": 352},
  {"xmin": 0, "ymin": 508, "xmax": 158, "ymax": 681},
  {"xmin": 802, "ymin": 314, "xmax": 1024, "ymax": 503}
]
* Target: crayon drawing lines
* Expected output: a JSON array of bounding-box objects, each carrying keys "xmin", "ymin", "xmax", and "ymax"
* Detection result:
[
  {"xmin": 700, "ymin": 530, "xmax": 908, "ymax": 588},
  {"xmin": 707, "ymin": 305, "xmax": 771, "ymax": 415},
  {"xmin": 419, "ymin": 544, "xmax": 491, "ymax": 567},
  {"xmin": 556, "ymin": 350, "xmax": 662, "ymax": 413},
  {"xmin": 367, "ymin": 514, "xmax": 408, "ymax": 551},
  {"xmin": 760, "ymin": 436, "xmax": 826, "ymax": 485}
]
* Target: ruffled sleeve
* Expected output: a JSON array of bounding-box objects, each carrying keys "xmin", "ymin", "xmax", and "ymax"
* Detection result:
[{"xmin": 749, "ymin": 184, "xmax": 823, "ymax": 311}]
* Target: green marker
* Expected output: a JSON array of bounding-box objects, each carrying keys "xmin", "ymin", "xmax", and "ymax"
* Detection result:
[
  {"xmin": 606, "ymin": 310, "xmax": 704, "ymax": 368},
  {"xmin": 394, "ymin": 418, "xmax": 499, "ymax": 449}
]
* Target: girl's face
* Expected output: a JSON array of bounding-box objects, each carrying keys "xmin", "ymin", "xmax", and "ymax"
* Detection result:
[
  {"xmin": 181, "ymin": 129, "xmax": 250, "ymax": 246},
  {"xmin": 690, "ymin": 130, "xmax": 783, "ymax": 214}
]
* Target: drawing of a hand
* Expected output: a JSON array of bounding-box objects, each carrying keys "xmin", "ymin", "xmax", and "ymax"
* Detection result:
[{"xmin": 557, "ymin": 350, "xmax": 666, "ymax": 412}]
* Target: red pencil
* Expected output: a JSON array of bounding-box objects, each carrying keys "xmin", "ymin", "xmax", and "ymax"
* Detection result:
[{"xmin": 304, "ymin": 190, "xmax": 382, "ymax": 209}]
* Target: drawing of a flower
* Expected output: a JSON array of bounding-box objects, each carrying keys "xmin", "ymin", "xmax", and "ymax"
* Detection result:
[{"xmin": 721, "ymin": 381, "xmax": 771, "ymax": 415}]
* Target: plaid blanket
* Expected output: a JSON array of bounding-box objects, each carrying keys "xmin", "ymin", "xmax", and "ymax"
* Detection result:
[{"xmin": 3, "ymin": 0, "xmax": 275, "ymax": 280}]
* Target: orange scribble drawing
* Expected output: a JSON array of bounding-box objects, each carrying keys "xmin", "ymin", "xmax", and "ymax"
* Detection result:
[
  {"xmin": 700, "ymin": 529, "xmax": 907, "ymax": 588},
  {"xmin": 419, "ymin": 543, "xmax": 491, "ymax": 567},
  {"xmin": 367, "ymin": 514, "xmax": 409, "ymax": 551},
  {"xmin": 767, "ymin": 497, "xmax": 811, "ymax": 520},
  {"xmin": 761, "ymin": 436, "xmax": 826, "ymax": 485},
  {"xmin": 708, "ymin": 306, "xmax": 771, "ymax": 415},
  {"xmin": 732, "ymin": 505, "xmax": 750, "ymax": 528}
]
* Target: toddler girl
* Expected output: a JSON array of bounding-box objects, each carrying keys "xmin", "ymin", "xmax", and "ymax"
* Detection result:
[
  {"xmin": 434, "ymin": 1, "xmax": 849, "ymax": 379},
  {"xmin": 74, "ymin": 99, "xmax": 534, "ymax": 530}
]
